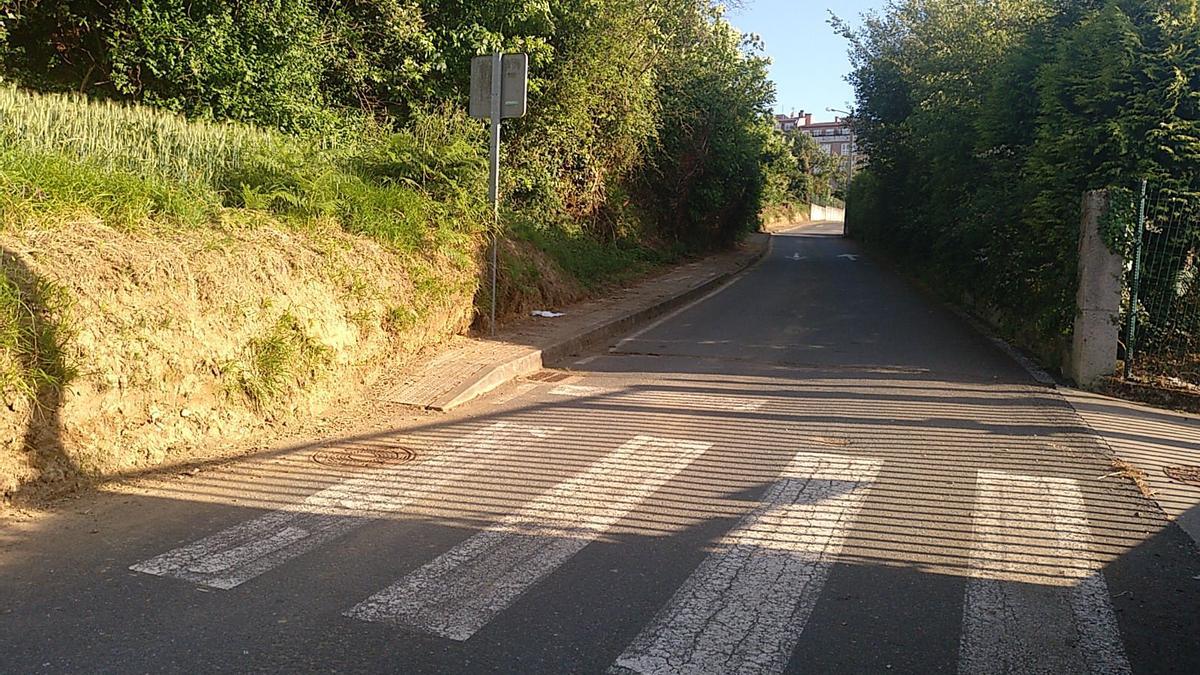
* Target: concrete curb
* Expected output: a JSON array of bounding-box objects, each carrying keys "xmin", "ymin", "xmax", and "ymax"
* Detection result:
[{"xmin": 428, "ymin": 236, "xmax": 771, "ymax": 411}]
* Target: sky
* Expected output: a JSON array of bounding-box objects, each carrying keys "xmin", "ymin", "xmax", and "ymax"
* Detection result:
[{"xmin": 726, "ymin": 0, "xmax": 884, "ymax": 119}]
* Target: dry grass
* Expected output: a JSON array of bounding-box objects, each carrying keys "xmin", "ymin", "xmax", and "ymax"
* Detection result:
[
  {"xmin": 0, "ymin": 213, "xmax": 478, "ymax": 500},
  {"xmin": 1107, "ymin": 458, "xmax": 1155, "ymax": 499}
]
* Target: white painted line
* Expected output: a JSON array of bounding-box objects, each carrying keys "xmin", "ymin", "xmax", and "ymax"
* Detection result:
[
  {"xmin": 548, "ymin": 384, "xmax": 606, "ymax": 397},
  {"xmin": 620, "ymin": 391, "xmax": 763, "ymax": 412},
  {"xmin": 613, "ymin": 274, "xmax": 749, "ymax": 350},
  {"xmin": 550, "ymin": 387, "xmax": 764, "ymax": 411},
  {"xmin": 130, "ymin": 422, "xmax": 556, "ymax": 589},
  {"xmin": 611, "ymin": 453, "xmax": 881, "ymax": 675},
  {"xmin": 958, "ymin": 470, "xmax": 1131, "ymax": 675},
  {"xmin": 344, "ymin": 434, "xmax": 712, "ymax": 640}
]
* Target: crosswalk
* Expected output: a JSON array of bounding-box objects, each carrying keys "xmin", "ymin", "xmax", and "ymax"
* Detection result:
[
  {"xmin": 130, "ymin": 424, "xmax": 1132, "ymax": 672},
  {"xmin": 612, "ymin": 453, "xmax": 880, "ymax": 674},
  {"xmin": 959, "ymin": 471, "xmax": 1130, "ymax": 675},
  {"xmin": 130, "ymin": 422, "xmax": 560, "ymax": 589},
  {"xmin": 345, "ymin": 435, "xmax": 710, "ymax": 640}
]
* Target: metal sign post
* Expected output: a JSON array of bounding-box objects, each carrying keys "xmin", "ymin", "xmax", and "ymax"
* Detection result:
[{"xmin": 470, "ymin": 53, "xmax": 528, "ymax": 335}]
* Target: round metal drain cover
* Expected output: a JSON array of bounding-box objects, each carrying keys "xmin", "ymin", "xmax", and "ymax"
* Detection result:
[
  {"xmin": 312, "ymin": 442, "xmax": 417, "ymax": 468},
  {"xmin": 1163, "ymin": 465, "xmax": 1200, "ymax": 486}
]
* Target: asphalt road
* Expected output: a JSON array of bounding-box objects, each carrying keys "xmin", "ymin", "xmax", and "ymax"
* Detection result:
[{"xmin": 4, "ymin": 222, "xmax": 1199, "ymax": 673}]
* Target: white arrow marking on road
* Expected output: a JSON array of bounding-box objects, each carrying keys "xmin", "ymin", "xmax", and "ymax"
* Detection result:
[
  {"xmin": 611, "ymin": 453, "xmax": 882, "ymax": 675},
  {"xmin": 958, "ymin": 470, "xmax": 1131, "ymax": 675},
  {"xmin": 789, "ymin": 252, "xmax": 807, "ymax": 261},
  {"xmin": 130, "ymin": 421, "xmax": 555, "ymax": 589},
  {"xmin": 837, "ymin": 254, "xmax": 860, "ymax": 261},
  {"xmin": 344, "ymin": 434, "xmax": 711, "ymax": 640}
]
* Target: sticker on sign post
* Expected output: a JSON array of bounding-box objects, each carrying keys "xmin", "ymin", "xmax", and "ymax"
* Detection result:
[{"xmin": 469, "ymin": 53, "xmax": 528, "ymax": 120}]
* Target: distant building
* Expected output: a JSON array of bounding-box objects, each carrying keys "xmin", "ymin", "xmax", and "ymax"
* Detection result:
[
  {"xmin": 773, "ymin": 111, "xmax": 862, "ymax": 169},
  {"xmin": 773, "ymin": 111, "xmax": 812, "ymax": 133}
]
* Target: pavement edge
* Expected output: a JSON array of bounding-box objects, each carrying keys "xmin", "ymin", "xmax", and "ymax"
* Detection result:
[{"xmin": 429, "ymin": 234, "xmax": 772, "ymax": 411}]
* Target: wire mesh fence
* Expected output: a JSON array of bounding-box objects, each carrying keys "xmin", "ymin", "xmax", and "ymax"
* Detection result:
[{"xmin": 1124, "ymin": 180, "xmax": 1200, "ymax": 387}]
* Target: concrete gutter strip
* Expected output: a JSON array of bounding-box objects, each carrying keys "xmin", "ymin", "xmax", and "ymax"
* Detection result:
[{"xmin": 398, "ymin": 233, "xmax": 771, "ymax": 412}]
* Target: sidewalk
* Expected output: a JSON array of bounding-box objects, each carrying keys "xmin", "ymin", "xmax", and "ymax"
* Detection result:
[
  {"xmin": 382, "ymin": 233, "xmax": 770, "ymax": 411},
  {"xmin": 1063, "ymin": 387, "xmax": 1200, "ymax": 547}
]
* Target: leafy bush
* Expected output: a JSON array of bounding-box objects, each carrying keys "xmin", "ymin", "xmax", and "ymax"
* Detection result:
[
  {"xmin": 1, "ymin": 0, "xmax": 780, "ymax": 304},
  {"xmin": 841, "ymin": 0, "xmax": 1200, "ymax": 361}
]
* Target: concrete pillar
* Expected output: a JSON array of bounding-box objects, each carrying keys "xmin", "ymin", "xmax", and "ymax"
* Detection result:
[{"xmin": 1069, "ymin": 190, "xmax": 1123, "ymax": 388}]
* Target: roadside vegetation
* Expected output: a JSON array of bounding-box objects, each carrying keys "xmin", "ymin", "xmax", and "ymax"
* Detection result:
[
  {"xmin": 840, "ymin": 0, "xmax": 1200, "ymax": 365},
  {"xmin": 0, "ymin": 1, "xmax": 786, "ymax": 498},
  {"xmin": 762, "ymin": 129, "xmax": 846, "ymax": 225}
]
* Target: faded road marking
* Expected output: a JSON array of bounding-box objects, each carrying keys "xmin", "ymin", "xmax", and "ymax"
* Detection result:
[
  {"xmin": 959, "ymin": 470, "xmax": 1130, "ymax": 675},
  {"xmin": 622, "ymin": 390, "xmax": 763, "ymax": 412},
  {"xmin": 549, "ymin": 385, "xmax": 765, "ymax": 413},
  {"xmin": 344, "ymin": 434, "xmax": 711, "ymax": 640},
  {"xmin": 548, "ymin": 384, "xmax": 605, "ymax": 397},
  {"xmin": 611, "ymin": 453, "xmax": 881, "ymax": 675},
  {"xmin": 130, "ymin": 422, "xmax": 555, "ymax": 589}
]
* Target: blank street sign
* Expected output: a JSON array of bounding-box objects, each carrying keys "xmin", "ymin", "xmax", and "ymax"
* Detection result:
[{"xmin": 470, "ymin": 53, "xmax": 529, "ymax": 120}]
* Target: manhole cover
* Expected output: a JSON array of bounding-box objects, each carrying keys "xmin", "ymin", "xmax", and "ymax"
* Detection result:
[
  {"xmin": 312, "ymin": 442, "xmax": 417, "ymax": 468},
  {"xmin": 1163, "ymin": 465, "xmax": 1200, "ymax": 486}
]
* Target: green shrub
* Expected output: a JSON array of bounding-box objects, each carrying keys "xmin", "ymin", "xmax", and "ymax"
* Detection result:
[
  {"xmin": 0, "ymin": 268, "xmax": 76, "ymax": 407},
  {"xmin": 840, "ymin": 0, "xmax": 1200, "ymax": 359},
  {"xmin": 511, "ymin": 213, "xmax": 678, "ymax": 289},
  {"xmin": 230, "ymin": 312, "xmax": 332, "ymax": 411}
]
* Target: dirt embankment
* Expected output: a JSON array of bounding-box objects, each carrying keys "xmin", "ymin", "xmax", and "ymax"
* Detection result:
[{"xmin": 0, "ymin": 214, "xmax": 479, "ymax": 501}]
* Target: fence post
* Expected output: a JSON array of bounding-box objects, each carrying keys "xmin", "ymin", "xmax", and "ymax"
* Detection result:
[
  {"xmin": 1069, "ymin": 190, "xmax": 1124, "ymax": 388},
  {"xmin": 1123, "ymin": 179, "xmax": 1148, "ymax": 379}
]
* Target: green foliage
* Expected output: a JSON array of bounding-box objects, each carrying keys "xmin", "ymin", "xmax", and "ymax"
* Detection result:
[
  {"xmin": 0, "ymin": 146, "xmax": 222, "ymax": 229},
  {"xmin": 510, "ymin": 212, "xmax": 678, "ymax": 289},
  {"xmin": 0, "ymin": 84, "xmax": 275, "ymax": 186},
  {"xmin": 841, "ymin": 0, "xmax": 1200, "ymax": 360},
  {"xmin": 763, "ymin": 130, "xmax": 843, "ymax": 208},
  {"xmin": 0, "ymin": 85, "xmax": 488, "ymax": 248},
  {"xmin": 0, "ymin": 0, "xmax": 436, "ymax": 132},
  {"xmin": 639, "ymin": 12, "xmax": 777, "ymax": 246},
  {"xmin": 230, "ymin": 312, "xmax": 331, "ymax": 411},
  {"xmin": 1, "ymin": 0, "xmax": 779, "ymax": 300},
  {"xmin": 0, "ymin": 266, "xmax": 76, "ymax": 407}
]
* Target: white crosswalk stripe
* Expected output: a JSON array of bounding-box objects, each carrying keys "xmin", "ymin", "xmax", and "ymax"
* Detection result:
[
  {"xmin": 958, "ymin": 470, "xmax": 1131, "ymax": 675},
  {"xmin": 610, "ymin": 452, "xmax": 881, "ymax": 675},
  {"xmin": 344, "ymin": 434, "xmax": 711, "ymax": 640},
  {"xmin": 130, "ymin": 421, "xmax": 556, "ymax": 589}
]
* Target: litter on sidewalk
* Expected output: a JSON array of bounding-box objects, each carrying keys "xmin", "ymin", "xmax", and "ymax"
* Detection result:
[{"xmin": 531, "ymin": 310, "xmax": 564, "ymax": 318}]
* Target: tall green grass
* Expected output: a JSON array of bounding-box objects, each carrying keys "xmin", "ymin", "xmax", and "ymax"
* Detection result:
[
  {"xmin": 229, "ymin": 312, "xmax": 331, "ymax": 411},
  {"xmin": 0, "ymin": 84, "xmax": 274, "ymax": 186},
  {"xmin": 510, "ymin": 213, "xmax": 681, "ymax": 289},
  {"xmin": 0, "ymin": 85, "xmax": 488, "ymax": 249},
  {"xmin": 0, "ymin": 269, "xmax": 76, "ymax": 407}
]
